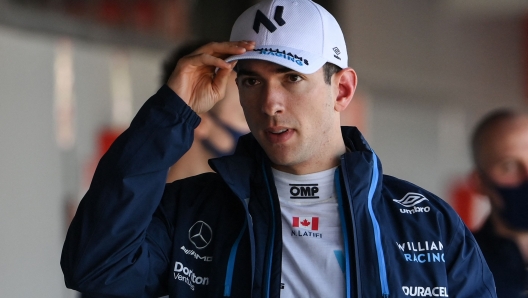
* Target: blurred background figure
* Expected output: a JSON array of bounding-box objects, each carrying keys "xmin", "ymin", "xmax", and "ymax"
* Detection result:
[
  {"xmin": 470, "ymin": 109, "xmax": 528, "ymax": 297},
  {"xmin": 160, "ymin": 41, "xmax": 249, "ymax": 181}
]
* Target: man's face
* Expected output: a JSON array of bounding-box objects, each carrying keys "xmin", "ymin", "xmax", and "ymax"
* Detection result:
[
  {"xmin": 235, "ymin": 60, "xmax": 344, "ymax": 174},
  {"xmin": 480, "ymin": 116, "xmax": 528, "ymax": 187}
]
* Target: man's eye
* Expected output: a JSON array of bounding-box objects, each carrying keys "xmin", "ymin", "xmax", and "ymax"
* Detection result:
[
  {"xmin": 243, "ymin": 78, "xmax": 260, "ymax": 86},
  {"xmin": 288, "ymin": 74, "xmax": 302, "ymax": 82}
]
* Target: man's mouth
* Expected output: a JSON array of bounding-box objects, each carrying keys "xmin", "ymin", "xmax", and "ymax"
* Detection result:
[
  {"xmin": 269, "ymin": 128, "xmax": 288, "ymax": 134},
  {"xmin": 264, "ymin": 127, "xmax": 294, "ymax": 144}
]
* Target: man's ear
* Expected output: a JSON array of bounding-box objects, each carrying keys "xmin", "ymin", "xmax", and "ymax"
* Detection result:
[{"xmin": 334, "ymin": 68, "xmax": 357, "ymax": 112}]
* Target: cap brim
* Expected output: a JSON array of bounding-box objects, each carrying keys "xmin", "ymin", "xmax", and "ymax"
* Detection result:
[{"xmin": 225, "ymin": 45, "xmax": 326, "ymax": 74}]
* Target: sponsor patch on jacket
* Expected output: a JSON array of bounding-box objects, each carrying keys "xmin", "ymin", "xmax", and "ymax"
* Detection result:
[
  {"xmin": 181, "ymin": 245, "xmax": 213, "ymax": 262},
  {"xmin": 393, "ymin": 192, "xmax": 430, "ymax": 214},
  {"xmin": 401, "ymin": 286, "xmax": 448, "ymax": 297},
  {"xmin": 188, "ymin": 220, "xmax": 212, "ymax": 249},
  {"xmin": 396, "ymin": 241, "xmax": 445, "ymax": 263},
  {"xmin": 173, "ymin": 261, "xmax": 209, "ymax": 291}
]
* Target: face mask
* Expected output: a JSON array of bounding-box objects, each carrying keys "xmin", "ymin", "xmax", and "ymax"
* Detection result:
[
  {"xmin": 491, "ymin": 180, "xmax": 528, "ymax": 231},
  {"xmin": 201, "ymin": 113, "xmax": 246, "ymax": 157}
]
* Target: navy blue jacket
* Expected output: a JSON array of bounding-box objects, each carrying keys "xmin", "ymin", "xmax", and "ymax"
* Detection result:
[{"xmin": 61, "ymin": 85, "xmax": 497, "ymax": 297}]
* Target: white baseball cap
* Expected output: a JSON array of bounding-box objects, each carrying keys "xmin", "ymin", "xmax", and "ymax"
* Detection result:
[{"xmin": 225, "ymin": 0, "xmax": 348, "ymax": 74}]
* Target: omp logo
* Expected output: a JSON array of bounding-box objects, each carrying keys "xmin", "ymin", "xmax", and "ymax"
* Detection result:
[
  {"xmin": 289, "ymin": 184, "xmax": 319, "ymax": 199},
  {"xmin": 393, "ymin": 192, "xmax": 430, "ymax": 214},
  {"xmin": 401, "ymin": 286, "xmax": 448, "ymax": 297},
  {"xmin": 253, "ymin": 6, "xmax": 285, "ymax": 33},
  {"xmin": 188, "ymin": 221, "xmax": 212, "ymax": 249},
  {"xmin": 174, "ymin": 261, "xmax": 209, "ymax": 291},
  {"xmin": 181, "ymin": 246, "xmax": 213, "ymax": 262}
]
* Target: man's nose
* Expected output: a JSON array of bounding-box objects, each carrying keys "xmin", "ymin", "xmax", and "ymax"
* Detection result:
[{"xmin": 260, "ymin": 84, "xmax": 285, "ymax": 116}]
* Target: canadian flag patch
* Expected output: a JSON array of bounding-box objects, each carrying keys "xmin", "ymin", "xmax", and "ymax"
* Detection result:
[{"xmin": 292, "ymin": 216, "xmax": 319, "ymax": 230}]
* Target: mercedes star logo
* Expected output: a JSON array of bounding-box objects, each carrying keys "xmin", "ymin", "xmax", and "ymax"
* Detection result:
[{"xmin": 188, "ymin": 221, "xmax": 212, "ymax": 249}]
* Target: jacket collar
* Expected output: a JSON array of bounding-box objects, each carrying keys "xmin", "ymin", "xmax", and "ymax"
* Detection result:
[{"xmin": 209, "ymin": 126, "xmax": 374, "ymax": 200}]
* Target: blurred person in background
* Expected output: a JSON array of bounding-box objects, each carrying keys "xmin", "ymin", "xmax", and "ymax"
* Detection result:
[
  {"xmin": 470, "ymin": 109, "xmax": 528, "ymax": 297},
  {"xmin": 161, "ymin": 40, "xmax": 249, "ymax": 181}
]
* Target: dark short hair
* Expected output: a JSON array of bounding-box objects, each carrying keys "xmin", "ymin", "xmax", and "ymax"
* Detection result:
[
  {"xmin": 471, "ymin": 108, "xmax": 519, "ymax": 168},
  {"xmin": 322, "ymin": 62, "xmax": 342, "ymax": 85}
]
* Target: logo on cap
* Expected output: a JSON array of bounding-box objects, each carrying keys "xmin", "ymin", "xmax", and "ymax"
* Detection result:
[
  {"xmin": 253, "ymin": 6, "xmax": 286, "ymax": 33},
  {"xmin": 333, "ymin": 47, "xmax": 341, "ymax": 60}
]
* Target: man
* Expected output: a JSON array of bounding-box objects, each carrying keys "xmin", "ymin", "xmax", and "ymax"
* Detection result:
[
  {"xmin": 470, "ymin": 109, "xmax": 528, "ymax": 297},
  {"xmin": 61, "ymin": 0, "xmax": 496, "ymax": 297}
]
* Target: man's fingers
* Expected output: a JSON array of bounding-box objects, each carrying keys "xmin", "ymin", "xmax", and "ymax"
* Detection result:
[
  {"xmin": 213, "ymin": 61, "xmax": 237, "ymax": 92},
  {"xmin": 176, "ymin": 41, "xmax": 253, "ymax": 73},
  {"xmin": 197, "ymin": 53, "xmax": 234, "ymax": 71},
  {"xmin": 192, "ymin": 41, "xmax": 255, "ymax": 58}
]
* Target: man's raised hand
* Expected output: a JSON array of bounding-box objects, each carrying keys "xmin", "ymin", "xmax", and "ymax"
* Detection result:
[{"xmin": 167, "ymin": 41, "xmax": 255, "ymax": 114}]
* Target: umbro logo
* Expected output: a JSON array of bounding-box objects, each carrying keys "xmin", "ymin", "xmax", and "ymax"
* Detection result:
[
  {"xmin": 394, "ymin": 193, "xmax": 430, "ymax": 214},
  {"xmin": 393, "ymin": 192, "xmax": 429, "ymax": 207},
  {"xmin": 253, "ymin": 6, "xmax": 285, "ymax": 33}
]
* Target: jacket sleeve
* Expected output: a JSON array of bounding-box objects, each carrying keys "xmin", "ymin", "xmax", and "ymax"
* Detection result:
[
  {"xmin": 60, "ymin": 85, "xmax": 201, "ymax": 297},
  {"xmin": 445, "ymin": 217, "xmax": 497, "ymax": 297}
]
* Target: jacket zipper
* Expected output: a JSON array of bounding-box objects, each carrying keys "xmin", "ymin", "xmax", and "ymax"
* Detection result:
[
  {"xmin": 335, "ymin": 169, "xmax": 353, "ymax": 298},
  {"xmin": 340, "ymin": 152, "xmax": 390, "ymax": 297},
  {"xmin": 224, "ymin": 219, "xmax": 248, "ymax": 297},
  {"xmin": 367, "ymin": 153, "xmax": 390, "ymax": 297},
  {"xmin": 339, "ymin": 161, "xmax": 363, "ymax": 297},
  {"xmin": 262, "ymin": 164, "xmax": 276, "ymax": 298}
]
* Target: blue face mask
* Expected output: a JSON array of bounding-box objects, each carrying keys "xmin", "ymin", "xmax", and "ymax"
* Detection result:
[
  {"xmin": 201, "ymin": 113, "xmax": 246, "ymax": 157},
  {"xmin": 492, "ymin": 180, "xmax": 528, "ymax": 231}
]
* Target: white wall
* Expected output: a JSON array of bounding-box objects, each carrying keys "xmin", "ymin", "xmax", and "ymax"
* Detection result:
[
  {"xmin": 0, "ymin": 26, "xmax": 65, "ymax": 297},
  {"xmin": 0, "ymin": 25, "xmax": 164, "ymax": 297}
]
